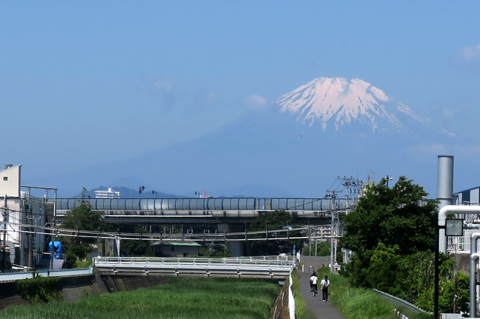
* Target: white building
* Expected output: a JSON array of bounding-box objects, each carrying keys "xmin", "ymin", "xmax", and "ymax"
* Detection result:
[
  {"xmin": 0, "ymin": 164, "xmax": 49, "ymax": 270},
  {"xmin": 94, "ymin": 188, "xmax": 120, "ymax": 199}
]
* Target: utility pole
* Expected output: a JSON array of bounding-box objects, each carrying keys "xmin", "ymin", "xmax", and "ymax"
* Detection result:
[
  {"xmin": 2, "ymin": 194, "xmax": 7, "ymax": 271},
  {"xmin": 26, "ymin": 204, "xmax": 33, "ymax": 268},
  {"xmin": 339, "ymin": 176, "xmax": 364, "ymax": 263},
  {"xmin": 49, "ymin": 220, "xmax": 57, "ymax": 271},
  {"xmin": 26, "ymin": 211, "xmax": 40, "ymax": 269},
  {"xmin": 326, "ymin": 190, "xmax": 338, "ymax": 273}
]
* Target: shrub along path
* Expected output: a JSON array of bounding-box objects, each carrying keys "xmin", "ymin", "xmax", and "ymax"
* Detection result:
[{"xmin": 300, "ymin": 256, "xmax": 345, "ymax": 319}]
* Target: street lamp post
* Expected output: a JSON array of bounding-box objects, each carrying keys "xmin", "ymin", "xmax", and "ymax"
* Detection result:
[
  {"xmin": 384, "ymin": 175, "xmax": 393, "ymax": 188},
  {"xmin": 434, "ymin": 218, "xmax": 463, "ymax": 319}
]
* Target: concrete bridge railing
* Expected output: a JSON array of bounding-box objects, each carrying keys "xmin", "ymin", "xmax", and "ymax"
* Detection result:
[{"xmin": 93, "ymin": 256, "xmax": 296, "ymax": 279}]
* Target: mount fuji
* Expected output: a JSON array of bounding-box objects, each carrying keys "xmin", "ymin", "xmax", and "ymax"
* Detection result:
[
  {"xmin": 25, "ymin": 77, "xmax": 469, "ymax": 198},
  {"xmin": 275, "ymin": 77, "xmax": 456, "ymax": 140}
]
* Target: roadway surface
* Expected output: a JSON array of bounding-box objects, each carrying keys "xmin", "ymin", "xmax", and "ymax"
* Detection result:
[{"xmin": 301, "ymin": 256, "xmax": 345, "ymax": 319}]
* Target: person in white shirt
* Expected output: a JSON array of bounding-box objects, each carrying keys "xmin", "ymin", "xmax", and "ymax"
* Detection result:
[
  {"xmin": 320, "ymin": 275, "xmax": 330, "ymax": 302},
  {"xmin": 309, "ymin": 272, "xmax": 319, "ymax": 295}
]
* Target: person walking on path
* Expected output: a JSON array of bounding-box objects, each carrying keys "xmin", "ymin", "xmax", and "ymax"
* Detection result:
[
  {"xmin": 320, "ymin": 275, "xmax": 330, "ymax": 302},
  {"xmin": 300, "ymin": 256, "xmax": 345, "ymax": 319},
  {"xmin": 309, "ymin": 272, "xmax": 319, "ymax": 296}
]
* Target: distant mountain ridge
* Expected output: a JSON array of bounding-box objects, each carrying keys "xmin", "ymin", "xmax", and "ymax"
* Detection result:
[{"xmin": 72, "ymin": 187, "xmax": 186, "ymax": 199}]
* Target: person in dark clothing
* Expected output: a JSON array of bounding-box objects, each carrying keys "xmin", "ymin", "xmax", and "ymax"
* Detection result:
[{"xmin": 320, "ymin": 275, "xmax": 330, "ymax": 302}]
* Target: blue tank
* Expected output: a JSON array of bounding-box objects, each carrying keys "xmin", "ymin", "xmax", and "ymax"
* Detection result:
[{"xmin": 48, "ymin": 241, "xmax": 62, "ymax": 259}]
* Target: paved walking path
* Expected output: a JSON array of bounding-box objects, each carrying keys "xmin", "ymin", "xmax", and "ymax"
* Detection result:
[{"xmin": 300, "ymin": 256, "xmax": 346, "ymax": 319}]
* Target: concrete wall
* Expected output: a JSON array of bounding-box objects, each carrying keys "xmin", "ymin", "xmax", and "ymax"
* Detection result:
[
  {"xmin": 0, "ymin": 282, "xmax": 30, "ymax": 310},
  {"xmin": 454, "ymin": 253, "xmax": 471, "ymax": 275}
]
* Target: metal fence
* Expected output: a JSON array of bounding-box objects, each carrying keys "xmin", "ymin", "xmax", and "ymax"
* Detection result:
[
  {"xmin": 374, "ymin": 289, "xmax": 430, "ymax": 319},
  {"xmin": 448, "ymin": 235, "xmax": 480, "ymax": 253}
]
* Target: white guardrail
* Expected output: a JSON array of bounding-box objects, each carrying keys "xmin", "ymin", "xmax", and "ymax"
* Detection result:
[
  {"xmin": 93, "ymin": 255, "xmax": 295, "ymax": 267},
  {"xmin": 0, "ymin": 267, "xmax": 93, "ymax": 282},
  {"xmin": 289, "ymin": 273, "xmax": 295, "ymax": 319},
  {"xmin": 374, "ymin": 289, "xmax": 430, "ymax": 319},
  {"xmin": 93, "ymin": 256, "xmax": 296, "ymax": 279},
  {"xmin": 0, "ymin": 256, "xmax": 294, "ymax": 282}
]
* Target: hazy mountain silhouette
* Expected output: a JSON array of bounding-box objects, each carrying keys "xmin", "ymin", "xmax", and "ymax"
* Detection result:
[{"xmin": 28, "ymin": 77, "xmax": 470, "ymax": 198}]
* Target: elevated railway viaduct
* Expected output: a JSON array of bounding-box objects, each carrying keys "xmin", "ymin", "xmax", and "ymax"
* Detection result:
[{"xmin": 46, "ymin": 197, "xmax": 354, "ymax": 256}]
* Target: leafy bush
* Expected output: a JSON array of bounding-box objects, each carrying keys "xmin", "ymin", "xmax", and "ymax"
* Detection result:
[{"xmin": 15, "ymin": 275, "xmax": 63, "ymax": 303}]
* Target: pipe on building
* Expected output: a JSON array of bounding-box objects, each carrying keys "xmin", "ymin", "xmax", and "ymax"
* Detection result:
[
  {"xmin": 437, "ymin": 156, "xmax": 454, "ymax": 257},
  {"xmin": 438, "ymin": 205, "xmax": 480, "ymax": 254},
  {"xmin": 437, "ymin": 155, "xmax": 454, "ymax": 209},
  {"xmin": 470, "ymin": 233, "xmax": 480, "ymax": 317}
]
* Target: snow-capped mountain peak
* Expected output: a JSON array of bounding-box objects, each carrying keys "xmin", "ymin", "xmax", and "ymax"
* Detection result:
[{"xmin": 274, "ymin": 77, "xmax": 430, "ymax": 136}]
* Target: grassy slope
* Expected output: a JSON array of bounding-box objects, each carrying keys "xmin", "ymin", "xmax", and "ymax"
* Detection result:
[
  {"xmin": 1, "ymin": 277, "xmax": 281, "ymax": 319},
  {"xmin": 315, "ymin": 268, "xmax": 432, "ymax": 319}
]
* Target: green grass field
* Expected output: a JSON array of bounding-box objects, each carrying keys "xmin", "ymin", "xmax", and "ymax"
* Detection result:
[
  {"xmin": 315, "ymin": 268, "xmax": 432, "ymax": 319},
  {"xmin": 1, "ymin": 277, "xmax": 281, "ymax": 319}
]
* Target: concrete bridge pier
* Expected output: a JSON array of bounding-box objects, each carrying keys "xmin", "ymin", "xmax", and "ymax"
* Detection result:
[{"xmin": 218, "ymin": 223, "xmax": 246, "ymax": 257}]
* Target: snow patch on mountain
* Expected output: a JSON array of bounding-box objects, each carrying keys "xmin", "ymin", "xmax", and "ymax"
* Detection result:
[{"xmin": 274, "ymin": 77, "xmax": 434, "ymax": 136}]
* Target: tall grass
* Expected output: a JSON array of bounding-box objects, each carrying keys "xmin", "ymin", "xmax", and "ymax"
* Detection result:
[
  {"xmin": 1, "ymin": 277, "xmax": 281, "ymax": 319},
  {"xmin": 291, "ymin": 270, "xmax": 316, "ymax": 319}
]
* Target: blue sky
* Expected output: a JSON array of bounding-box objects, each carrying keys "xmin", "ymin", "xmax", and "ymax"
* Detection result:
[{"xmin": 1, "ymin": 2, "xmax": 480, "ymax": 189}]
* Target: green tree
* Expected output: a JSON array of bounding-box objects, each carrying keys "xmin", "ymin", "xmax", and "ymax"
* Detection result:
[
  {"xmin": 342, "ymin": 176, "xmax": 438, "ymax": 288},
  {"xmin": 343, "ymin": 176, "xmax": 437, "ymax": 255},
  {"xmin": 121, "ymin": 227, "xmax": 154, "ymax": 257},
  {"xmin": 60, "ymin": 188, "xmax": 111, "ymax": 264},
  {"xmin": 247, "ymin": 210, "xmax": 305, "ymax": 256},
  {"xmin": 438, "ymin": 272, "xmax": 469, "ymax": 314},
  {"xmin": 340, "ymin": 176, "xmax": 465, "ymax": 314}
]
